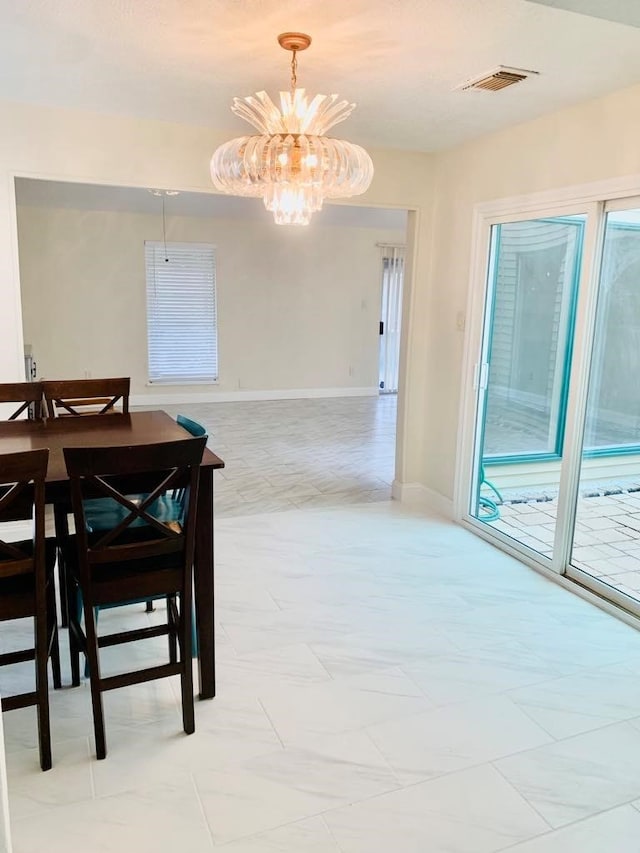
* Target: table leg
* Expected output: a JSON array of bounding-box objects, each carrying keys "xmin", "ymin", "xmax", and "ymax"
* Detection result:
[{"xmin": 194, "ymin": 466, "xmax": 215, "ymax": 699}]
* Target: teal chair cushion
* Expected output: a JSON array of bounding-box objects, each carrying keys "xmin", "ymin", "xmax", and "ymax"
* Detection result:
[
  {"xmin": 83, "ymin": 493, "xmax": 183, "ymax": 533},
  {"xmin": 177, "ymin": 414, "xmax": 207, "ymax": 438}
]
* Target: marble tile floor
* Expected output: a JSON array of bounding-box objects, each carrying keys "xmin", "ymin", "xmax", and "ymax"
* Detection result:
[
  {"xmin": 6, "ymin": 502, "xmax": 640, "ymax": 850},
  {"xmin": 148, "ymin": 395, "xmax": 397, "ymax": 518}
]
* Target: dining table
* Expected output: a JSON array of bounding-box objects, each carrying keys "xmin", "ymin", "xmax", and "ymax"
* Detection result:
[{"xmin": 0, "ymin": 409, "xmax": 225, "ymax": 699}]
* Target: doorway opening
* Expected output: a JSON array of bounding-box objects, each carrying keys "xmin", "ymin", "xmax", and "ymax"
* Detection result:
[{"xmin": 378, "ymin": 244, "xmax": 405, "ymax": 395}]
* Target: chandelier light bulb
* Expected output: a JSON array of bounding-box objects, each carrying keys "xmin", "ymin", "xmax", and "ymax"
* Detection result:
[{"xmin": 210, "ymin": 32, "xmax": 374, "ymax": 226}]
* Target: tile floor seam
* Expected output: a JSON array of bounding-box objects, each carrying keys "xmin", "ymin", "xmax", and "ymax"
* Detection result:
[
  {"xmin": 505, "ymin": 680, "xmax": 640, "ymax": 736},
  {"xmin": 191, "ymin": 788, "xmax": 400, "ymax": 849},
  {"xmin": 318, "ymin": 813, "xmax": 346, "ymax": 853},
  {"xmin": 255, "ymin": 697, "xmax": 286, "ymax": 750},
  {"xmin": 360, "ymin": 728, "xmax": 405, "ymax": 785},
  {"xmin": 498, "ymin": 692, "xmax": 566, "ymax": 743},
  {"xmin": 318, "ymin": 760, "xmax": 553, "ymax": 852},
  {"xmin": 394, "ymin": 664, "xmax": 599, "ymax": 721},
  {"xmin": 299, "ymin": 642, "xmax": 336, "ymax": 682},
  {"xmin": 189, "ymin": 770, "xmax": 217, "ymax": 850},
  {"xmin": 331, "ymin": 752, "xmax": 539, "ymax": 805},
  {"xmin": 211, "ymin": 815, "xmax": 344, "ymax": 852},
  {"xmin": 265, "ymin": 588, "xmax": 284, "ymax": 612},
  {"xmin": 495, "ymin": 800, "xmax": 640, "ymax": 852},
  {"xmin": 86, "ymin": 736, "xmax": 96, "ymax": 800},
  {"xmin": 386, "ymin": 695, "xmax": 585, "ymax": 781},
  {"xmin": 490, "ymin": 758, "xmax": 556, "ymax": 835}
]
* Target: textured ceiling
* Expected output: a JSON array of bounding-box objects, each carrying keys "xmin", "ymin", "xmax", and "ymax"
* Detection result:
[{"xmin": 2, "ymin": 0, "xmax": 640, "ymax": 150}]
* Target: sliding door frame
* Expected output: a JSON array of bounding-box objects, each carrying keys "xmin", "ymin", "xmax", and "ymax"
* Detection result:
[
  {"xmin": 563, "ymin": 194, "xmax": 640, "ymax": 618},
  {"xmin": 455, "ymin": 174, "xmax": 640, "ymax": 606}
]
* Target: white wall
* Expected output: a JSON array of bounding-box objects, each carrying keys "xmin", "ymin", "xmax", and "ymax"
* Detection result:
[
  {"xmin": 16, "ymin": 204, "xmax": 404, "ymax": 399},
  {"xmin": 0, "ymin": 99, "xmax": 435, "ymax": 487},
  {"xmin": 425, "ymin": 80, "xmax": 640, "ymax": 504}
]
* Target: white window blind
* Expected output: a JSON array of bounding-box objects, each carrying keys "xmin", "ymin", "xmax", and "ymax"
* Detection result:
[{"xmin": 145, "ymin": 241, "xmax": 218, "ymax": 384}]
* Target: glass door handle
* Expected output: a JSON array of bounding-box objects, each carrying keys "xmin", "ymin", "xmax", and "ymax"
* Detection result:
[{"xmin": 474, "ymin": 362, "xmax": 489, "ymax": 391}]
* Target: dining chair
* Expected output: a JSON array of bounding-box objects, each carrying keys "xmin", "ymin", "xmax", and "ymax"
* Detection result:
[
  {"xmin": 0, "ymin": 382, "xmax": 44, "ymax": 421},
  {"xmin": 84, "ymin": 415, "xmax": 207, "ymax": 655},
  {"xmin": 63, "ymin": 436, "xmax": 206, "ymax": 759},
  {"xmin": 144, "ymin": 416, "xmax": 206, "ymax": 650},
  {"xmin": 47, "ymin": 377, "xmax": 130, "ymax": 626},
  {"xmin": 0, "ymin": 448, "xmax": 62, "ymax": 771},
  {"xmin": 42, "ymin": 378, "xmax": 130, "ymax": 418}
]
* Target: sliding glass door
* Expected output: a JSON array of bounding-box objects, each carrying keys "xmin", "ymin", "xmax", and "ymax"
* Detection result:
[
  {"xmin": 568, "ymin": 206, "xmax": 640, "ymax": 606},
  {"xmin": 470, "ymin": 215, "xmax": 584, "ymax": 559},
  {"xmin": 465, "ymin": 195, "xmax": 640, "ymax": 618}
]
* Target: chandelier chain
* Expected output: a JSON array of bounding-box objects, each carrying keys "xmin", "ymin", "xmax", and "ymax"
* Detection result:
[{"xmin": 290, "ymin": 50, "xmax": 297, "ymax": 93}]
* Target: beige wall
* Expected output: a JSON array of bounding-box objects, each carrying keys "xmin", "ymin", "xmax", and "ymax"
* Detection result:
[
  {"xmin": 0, "ymin": 99, "xmax": 434, "ymax": 487},
  {"xmin": 16, "ymin": 204, "xmax": 403, "ymax": 398},
  {"xmin": 424, "ymin": 81, "xmax": 640, "ymax": 504},
  {"xmin": 8, "ymin": 82, "xmax": 640, "ymax": 500}
]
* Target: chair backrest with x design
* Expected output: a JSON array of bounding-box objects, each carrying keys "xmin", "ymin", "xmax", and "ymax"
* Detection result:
[
  {"xmin": 43, "ymin": 378, "xmax": 130, "ymax": 418},
  {"xmin": 0, "ymin": 382, "xmax": 44, "ymax": 421},
  {"xmin": 0, "ymin": 448, "xmax": 48, "ymax": 580},
  {"xmin": 64, "ymin": 438, "xmax": 205, "ymax": 600}
]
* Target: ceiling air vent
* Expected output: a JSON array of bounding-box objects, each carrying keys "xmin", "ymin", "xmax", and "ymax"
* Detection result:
[{"xmin": 457, "ymin": 66, "xmax": 539, "ymax": 92}]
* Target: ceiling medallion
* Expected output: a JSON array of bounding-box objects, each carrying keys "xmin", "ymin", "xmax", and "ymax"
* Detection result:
[{"xmin": 210, "ymin": 33, "xmax": 374, "ymax": 226}]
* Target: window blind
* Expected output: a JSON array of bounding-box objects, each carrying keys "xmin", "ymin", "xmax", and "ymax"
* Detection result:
[{"xmin": 145, "ymin": 241, "xmax": 218, "ymax": 384}]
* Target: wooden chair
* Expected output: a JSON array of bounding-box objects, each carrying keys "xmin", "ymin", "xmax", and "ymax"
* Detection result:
[
  {"xmin": 82, "ymin": 414, "xmax": 207, "ymax": 642},
  {"xmin": 62, "ymin": 437, "xmax": 206, "ymax": 759},
  {"xmin": 43, "ymin": 378, "xmax": 130, "ymax": 418},
  {"xmin": 0, "ymin": 382, "xmax": 44, "ymax": 421},
  {"xmin": 88, "ymin": 414, "xmax": 207, "ymax": 651},
  {"xmin": 0, "ymin": 449, "xmax": 62, "ymax": 771},
  {"xmin": 46, "ymin": 378, "xmax": 130, "ymax": 626}
]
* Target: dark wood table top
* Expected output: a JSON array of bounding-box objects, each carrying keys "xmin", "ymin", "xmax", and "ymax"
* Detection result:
[{"xmin": 0, "ymin": 411, "xmax": 225, "ymax": 483}]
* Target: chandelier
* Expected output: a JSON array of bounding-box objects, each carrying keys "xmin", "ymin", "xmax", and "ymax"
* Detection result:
[{"xmin": 210, "ymin": 33, "xmax": 374, "ymax": 226}]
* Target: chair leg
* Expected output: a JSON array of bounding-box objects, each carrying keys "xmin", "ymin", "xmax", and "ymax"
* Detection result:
[
  {"xmin": 53, "ymin": 505, "xmax": 69, "ymax": 627},
  {"xmin": 66, "ymin": 576, "xmax": 81, "ymax": 687},
  {"xmin": 167, "ymin": 596, "xmax": 177, "ymax": 665},
  {"xmin": 69, "ymin": 632, "xmax": 81, "ymax": 688},
  {"xmin": 50, "ymin": 630, "xmax": 62, "ymax": 690},
  {"xmin": 34, "ymin": 609, "xmax": 52, "ymax": 771},
  {"xmin": 179, "ymin": 593, "xmax": 195, "ymax": 735},
  {"xmin": 83, "ymin": 601, "xmax": 106, "ymax": 760},
  {"xmin": 57, "ymin": 558, "xmax": 68, "ymax": 628},
  {"xmin": 47, "ymin": 584, "xmax": 62, "ymax": 690},
  {"xmin": 191, "ymin": 599, "xmax": 198, "ymax": 659}
]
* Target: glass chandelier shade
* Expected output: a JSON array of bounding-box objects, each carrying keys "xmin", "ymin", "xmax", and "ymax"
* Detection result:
[{"xmin": 210, "ymin": 35, "xmax": 374, "ymax": 226}]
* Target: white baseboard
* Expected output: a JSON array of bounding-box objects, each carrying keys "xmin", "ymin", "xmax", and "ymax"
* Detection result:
[
  {"xmin": 131, "ymin": 386, "xmax": 379, "ymax": 407},
  {"xmin": 392, "ymin": 481, "xmax": 454, "ymax": 519}
]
